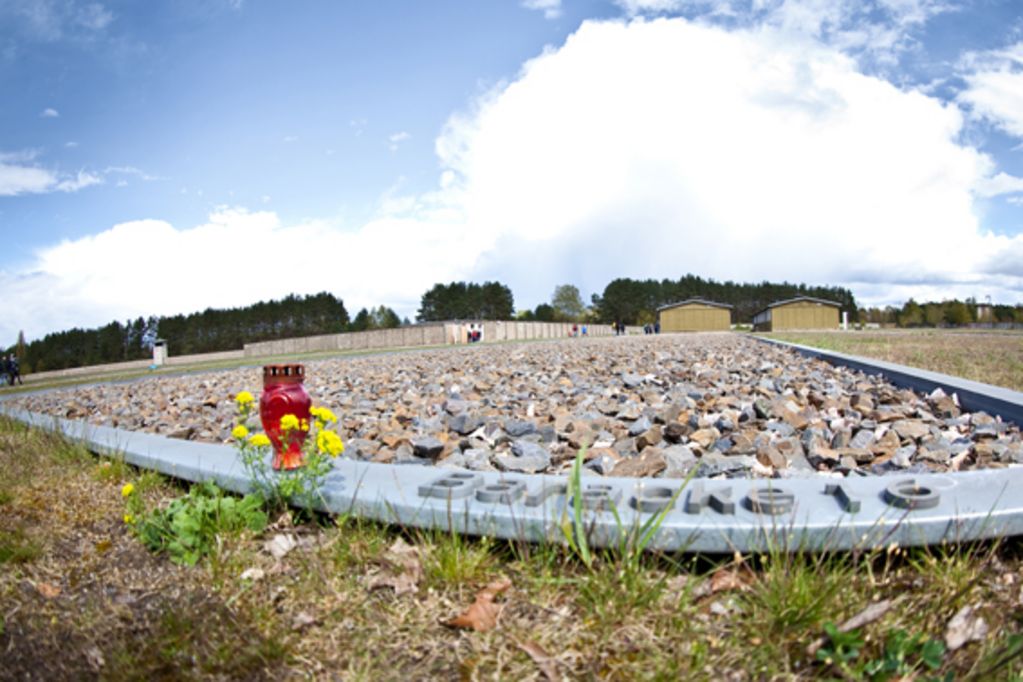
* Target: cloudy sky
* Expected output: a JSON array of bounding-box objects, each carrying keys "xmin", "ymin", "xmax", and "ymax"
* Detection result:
[{"xmin": 3, "ymin": 0, "xmax": 1023, "ymax": 343}]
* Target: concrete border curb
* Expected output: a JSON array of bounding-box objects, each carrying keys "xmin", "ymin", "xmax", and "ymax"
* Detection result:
[{"xmin": 4, "ymin": 337, "xmax": 1023, "ymax": 553}]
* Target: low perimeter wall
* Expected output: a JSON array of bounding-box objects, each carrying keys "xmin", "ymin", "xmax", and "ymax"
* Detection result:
[
  {"xmin": 22, "ymin": 321, "xmax": 642, "ymax": 382},
  {"xmin": 23, "ymin": 349, "xmax": 246, "ymax": 383},
  {"xmin": 242, "ymin": 320, "xmax": 630, "ymax": 358}
]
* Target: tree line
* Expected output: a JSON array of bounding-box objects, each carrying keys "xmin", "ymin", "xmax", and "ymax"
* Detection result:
[
  {"xmin": 860, "ymin": 299, "xmax": 1023, "ymax": 327},
  {"xmin": 518, "ymin": 277, "xmax": 858, "ymax": 325},
  {"xmin": 13, "ymin": 293, "xmax": 405, "ymax": 374}
]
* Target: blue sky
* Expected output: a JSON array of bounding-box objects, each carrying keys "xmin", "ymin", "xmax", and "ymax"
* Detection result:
[{"xmin": 3, "ymin": 0, "xmax": 1023, "ymax": 342}]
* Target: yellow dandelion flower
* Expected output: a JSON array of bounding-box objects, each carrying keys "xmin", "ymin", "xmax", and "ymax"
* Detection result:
[
  {"xmin": 311, "ymin": 406, "xmax": 338, "ymax": 424},
  {"xmin": 279, "ymin": 414, "xmax": 299, "ymax": 432},
  {"xmin": 235, "ymin": 391, "xmax": 255, "ymax": 405},
  {"xmin": 249, "ymin": 433, "xmax": 271, "ymax": 447},
  {"xmin": 121, "ymin": 482, "xmax": 135, "ymax": 498},
  {"xmin": 317, "ymin": 430, "xmax": 344, "ymax": 457},
  {"xmin": 231, "ymin": 424, "xmax": 249, "ymax": 440},
  {"xmin": 123, "ymin": 514, "xmax": 135, "ymax": 524}
]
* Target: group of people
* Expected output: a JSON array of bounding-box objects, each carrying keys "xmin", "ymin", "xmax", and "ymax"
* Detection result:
[
  {"xmin": 570, "ymin": 324, "xmax": 588, "ymax": 337},
  {"xmin": 612, "ymin": 321, "xmax": 661, "ymax": 335},
  {"xmin": 1, "ymin": 354, "xmax": 22, "ymax": 386}
]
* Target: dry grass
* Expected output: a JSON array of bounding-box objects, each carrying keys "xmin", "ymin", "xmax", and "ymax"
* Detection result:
[
  {"xmin": 767, "ymin": 329, "xmax": 1023, "ymax": 391},
  {"xmin": 2, "ymin": 416, "xmax": 1023, "ymax": 679}
]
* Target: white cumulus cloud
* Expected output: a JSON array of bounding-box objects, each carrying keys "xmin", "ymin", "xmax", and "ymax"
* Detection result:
[
  {"xmin": 959, "ymin": 42, "xmax": 1023, "ymax": 139},
  {"xmin": 40, "ymin": 107, "xmax": 59, "ymax": 118}
]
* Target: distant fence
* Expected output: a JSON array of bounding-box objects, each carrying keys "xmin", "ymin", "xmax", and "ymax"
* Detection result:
[
  {"xmin": 241, "ymin": 320, "xmax": 621, "ymax": 357},
  {"xmin": 18, "ymin": 321, "xmax": 640, "ymax": 383}
]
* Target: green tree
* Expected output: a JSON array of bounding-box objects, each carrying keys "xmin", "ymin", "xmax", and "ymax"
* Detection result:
[
  {"xmin": 944, "ymin": 300, "xmax": 972, "ymax": 326},
  {"xmin": 551, "ymin": 284, "xmax": 586, "ymax": 321},
  {"xmin": 371, "ymin": 306, "xmax": 402, "ymax": 329},
  {"xmin": 533, "ymin": 303, "xmax": 556, "ymax": 322},
  {"xmin": 350, "ymin": 308, "xmax": 372, "ymax": 331},
  {"xmin": 899, "ymin": 300, "xmax": 924, "ymax": 327},
  {"xmin": 417, "ymin": 281, "xmax": 514, "ymax": 321}
]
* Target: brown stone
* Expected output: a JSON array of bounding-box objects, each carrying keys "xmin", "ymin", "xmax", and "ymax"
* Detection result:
[
  {"xmin": 729, "ymin": 433, "xmax": 755, "ymax": 454},
  {"xmin": 372, "ymin": 448, "xmax": 395, "ymax": 464},
  {"xmin": 636, "ymin": 426, "xmax": 663, "ymax": 450},
  {"xmin": 756, "ymin": 446, "xmax": 786, "ymax": 470},
  {"xmin": 893, "ymin": 420, "xmax": 930, "ymax": 441},
  {"xmin": 837, "ymin": 447, "xmax": 875, "ymax": 464},
  {"xmin": 689, "ymin": 428, "xmax": 720, "ymax": 450},
  {"xmin": 781, "ymin": 409, "xmax": 809, "ymax": 430},
  {"xmin": 381, "ymin": 432, "xmax": 410, "ymax": 449},
  {"xmin": 611, "ymin": 449, "xmax": 666, "ymax": 477},
  {"xmin": 568, "ymin": 429, "xmax": 596, "ymax": 450},
  {"xmin": 663, "ymin": 422, "xmax": 689, "ymax": 443}
]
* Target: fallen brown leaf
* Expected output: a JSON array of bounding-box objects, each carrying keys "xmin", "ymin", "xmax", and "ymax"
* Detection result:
[
  {"xmin": 292, "ymin": 611, "xmax": 318, "ymax": 631},
  {"xmin": 446, "ymin": 577, "xmax": 513, "ymax": 632},
  {"xmin": 36, "ymin": 582, "xmax": 61, "ymax": 599},
  {"xmin": 517, "ymin": 639, "xmax": 560, "ymax": 681},
  {"xmin": 709, "ymin": 567, "xmax": 751, "ymax": 594},
  {"xmin": 84, "ymin": 645, "xmax": 105, "ymax": 671},
  {"xmin": 264, "ymin": 533, "xmax": 297, "ymax": 559},
  {"xmin": 367, "ymin": 538, "xmax": 423, "ymax": 595},
  {"xmin": 946, "ymin": 604, "xmax": 989, "ymax": 651}
]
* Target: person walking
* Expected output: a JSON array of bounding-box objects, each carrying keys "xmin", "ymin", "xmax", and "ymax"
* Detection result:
[{"xmin": 8, "ymin": 354, "xmax": 22, "ymax": 385}]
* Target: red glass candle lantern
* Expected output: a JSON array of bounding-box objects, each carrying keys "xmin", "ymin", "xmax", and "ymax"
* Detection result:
[{"xmin": 259, "ymin": 364, "xmax": 312, "ymax": 470}]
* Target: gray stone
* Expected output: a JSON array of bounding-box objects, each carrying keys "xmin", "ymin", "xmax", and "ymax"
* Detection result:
[
  {"xmin": 849, "ymin": 429, "xmax": 875, "ymax": 450},
  {"xmin": 766, "ymin": 422, "xmax": 796, "ymax": 438},
  {"xmin": 696, "ymin": 453, "xmax": 756, "ymax": 477},
  {"xmin": 585, "ymin": 451, "xmax": 619, "ymax": 475},
  {"xmin": 444, "ymin": 398, "xmax": 468, "ymax": 415},
  {"xmin": 628, "ymin": 416, "xmax": 652, "ymax": 437},
  {"xmin": 622, "ymin": 372, "xmax": 644, "ymax": 389},
  {"xmin": 447, "ymin": 413, "xmax": 482, "ymax": 436},
  {"xmin": 661, "ymin": 445, "xmax": 698, "ymax": 478},
  {"xmin": 918, "ymin": 439, "xmax": 952, "ymax": 464},
  {"xmin": 892, "ymin": 445, "xmax": 915, "ymax": 468},
  {"xmin": 504, "ymin": 419, "xmax": 537, "ymax": 437},
  {"xmin": 495, "ymin": 453, "xmax": 548, "ymax": 474},
  {"xmin": 411, "ymin": 436, "xmax": 444, "ymax": 459},
  {"xmin": 510, "ymin": 439, "xmax": 551, "ymax": 467}
]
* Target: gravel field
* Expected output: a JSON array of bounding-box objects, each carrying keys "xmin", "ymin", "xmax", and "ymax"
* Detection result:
[{"xmin": 8, "ymin": 334, "xmax": 1022, "ymax": 478}]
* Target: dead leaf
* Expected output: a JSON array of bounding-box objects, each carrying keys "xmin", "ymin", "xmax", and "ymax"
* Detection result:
[
  {"xmin": 291, "ymin": 611, "xmax": 317, "ymax": 631},
  {"xmin": 446, "ymin": 577, "xmax": 513, "ymax": 632},
  {"xmin": 806, "ymin": 598, "xmax": 898, "ymax": 656},
  {"xmin": 945, "ymin": 605, "xmax": 989, "ymax": 651},
  {"xmin": 85, "ymin": 645, "xmax": 105, "ymax": 671},
  {"xmin": 709, "ymin": 567, "xmax": 751, "ymax": 594},
  {"xmin": 264, "ymin": 533, "xmax": 297, "ymax": 559},
  {"xmin": 240, "ymin": 567, "xmax": 265, "ymax": 582},
  {"xmin": 517, "ymin": 639, "xmax": 560, "ymax": 681},
  {"xmin": 36, "ymin": 582, "xmax": 61, "ymax": 599},
  {"xmin": 367, "ymin": 538, "xmax": 423, "ymax": 595}
]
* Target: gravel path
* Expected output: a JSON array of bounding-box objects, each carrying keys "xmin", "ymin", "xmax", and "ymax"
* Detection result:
[{"xmin": 8, "ymin": 334, "xmax": 1022, "ymax": 479}]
